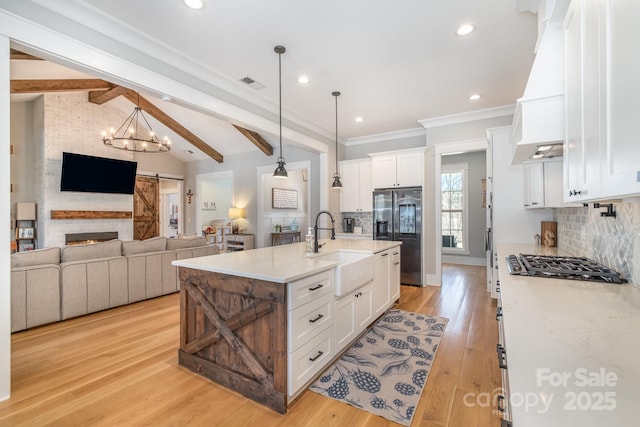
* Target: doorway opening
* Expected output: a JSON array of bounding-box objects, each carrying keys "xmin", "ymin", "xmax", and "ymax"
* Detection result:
[
  {"xmin": 434, "ymin": 139, "xmax": 490, "ymax": 288},
  {"xmin": 159, "ymin": 178, "xmax": 183, "ymax": 238}
]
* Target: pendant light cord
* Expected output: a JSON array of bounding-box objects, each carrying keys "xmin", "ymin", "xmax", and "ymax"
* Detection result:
[
  {"xmin": 335, "ymin": 93, "xmax": 338, "ymax": 172},
  {"xmin": 278, "ymin": 50, "xmax": 283, "ymax": 160}
]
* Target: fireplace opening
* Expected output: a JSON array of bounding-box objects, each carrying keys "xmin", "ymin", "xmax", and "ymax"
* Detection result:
[{"xmin": 65, "ymin": 232, "xmax": 118, "ymax": 246}]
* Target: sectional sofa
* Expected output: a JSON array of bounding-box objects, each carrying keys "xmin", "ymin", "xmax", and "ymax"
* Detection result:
[{"xmin": 10, "ymin": 236, "xmax": 219, "ymax": 332}]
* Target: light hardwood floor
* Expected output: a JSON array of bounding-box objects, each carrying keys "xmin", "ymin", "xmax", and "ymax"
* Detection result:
[{"xmin": 0, "ymin": 264, "xmax": 500, "ymax": 426}]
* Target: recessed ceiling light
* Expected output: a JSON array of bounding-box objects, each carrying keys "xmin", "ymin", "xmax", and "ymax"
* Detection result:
[
  {"xmin": 297, "ymin": 75, "xmax": 310, "ymax": 84},
  {"xmin": 183, "ymin": 0, "xmax": 205, "ymax": 10},
  {"xmin": 355, "ymin": 117, "xmax": 364, "ymax": 123},
  {"xmin": 456, "ymin": 23, "xmax": 475, "ymax": 36},
  {"xmin": 469, "ymin": 94, "xmax": 481, "ymax": 101}
]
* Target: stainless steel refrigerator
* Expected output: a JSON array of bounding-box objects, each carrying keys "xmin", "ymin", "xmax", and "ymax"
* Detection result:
[{"xmin": 373, "ymin": 187, "xmax": 422, "ymax": 286}]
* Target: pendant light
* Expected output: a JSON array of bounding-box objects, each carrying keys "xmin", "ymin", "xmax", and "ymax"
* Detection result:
[
  {"xmin": 331, "ymin": 91, "xmax": 343, "ymax": 189},
  {"xmin": 273, "ymin": 45, "xmax": 288, "ymax": 178}
]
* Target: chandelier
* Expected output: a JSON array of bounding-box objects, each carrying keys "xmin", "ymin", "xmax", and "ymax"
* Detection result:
[{"xmin": 102, "ymin": 93, "xmax": 171, "ymax": 153}]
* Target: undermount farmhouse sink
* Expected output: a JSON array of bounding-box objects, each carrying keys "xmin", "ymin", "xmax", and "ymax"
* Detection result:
[{"xmin": 314, "ymin": 251, "xmax": 374, "ymax": 297}]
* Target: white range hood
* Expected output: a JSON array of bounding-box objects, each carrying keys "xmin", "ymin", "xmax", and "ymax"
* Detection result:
[{"xmin": 511, "ymin": 1, "xmax": 569, "ymax": 164}]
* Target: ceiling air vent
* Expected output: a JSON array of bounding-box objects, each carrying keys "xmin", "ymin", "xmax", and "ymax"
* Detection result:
[{"xmin": 240, "ymin": 76, "xmax": 265, "ymax": 90}]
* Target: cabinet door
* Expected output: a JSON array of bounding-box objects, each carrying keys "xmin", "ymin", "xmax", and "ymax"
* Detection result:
[
  {"xmin": 372, "ymin": 251, "xmax": 390, "ymax": 317},
  {"xmin": 523, "ymin": 163, "xmax": 544, "ymax": 208},
  {"xmin": 358, "ymin": 161, "xmax": 373, "ymax": 212},
  {"xmin": 396, "ymin": 152, "xmax": 423, "ymax": 187},
  {"xmin": 390, "ymin": 249, "xmax": 401, "ymax": 302},
  {"xmin": 339, "ymin": 161, "xmax": 361, "ymax": 212},
  {"xmin": 334, "ymin": 293, "xmax": 357, "ymax": 350},
  {"xmin": 564, "ymin": 0, "xmax": 586, "ymax": 202},
  {"xmin": 371, "ymin": 156, "xmax": 397, "ymax": 189},
  {"xmin": 564, "ymin": 0, "xmax": 603, "ymax": 202},
  {"xmin": 355, "ymin": 283, "xmax": 373, "ymax": 331},
  {"xmin": 601, "ymin": 0, "xmax": 640, "ymax": 197}
]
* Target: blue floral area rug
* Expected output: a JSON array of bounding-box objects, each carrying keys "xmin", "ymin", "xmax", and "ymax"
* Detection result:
[{"xmin": 310, "ymin": 309, "xmax": 448, "ymax": 426}]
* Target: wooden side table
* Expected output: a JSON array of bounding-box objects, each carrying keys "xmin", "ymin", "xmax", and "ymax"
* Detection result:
[{"xmin": 271, "ymin": 231, "xmax": 301, "ymax": 246}]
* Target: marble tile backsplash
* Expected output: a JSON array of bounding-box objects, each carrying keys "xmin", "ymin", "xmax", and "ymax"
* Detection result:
[
  {"xmin": 554, "ymin": 202, "xmax": 640, "ymax": 285},
  {"xmin": 335, "ymin": 212, "xmax": 373, "ymax": 235}
]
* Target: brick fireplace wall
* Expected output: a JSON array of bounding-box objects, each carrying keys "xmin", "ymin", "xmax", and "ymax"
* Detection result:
[{"xmin": 34, "ymin": 93, "xmax": 135, "ymax": 248}]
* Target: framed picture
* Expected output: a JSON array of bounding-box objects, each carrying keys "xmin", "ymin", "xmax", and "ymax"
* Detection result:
[
  {"xmin": 18, "ymin": 227, "xmax": 34, "ymax": 239},
  {"xmin": 272, "ymin": 188, "xmax": 298, "ymax": 209}
]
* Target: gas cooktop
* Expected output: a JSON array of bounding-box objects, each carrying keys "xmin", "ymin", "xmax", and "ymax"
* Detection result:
[{"xmin": 506, "ymin": 253, "xmax": 626, "ymax": 284}]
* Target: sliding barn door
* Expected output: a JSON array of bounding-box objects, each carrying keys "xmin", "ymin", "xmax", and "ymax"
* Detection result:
[{"xmin": 133, "ymin": 176, "xmax": 159, "ymax": 240}]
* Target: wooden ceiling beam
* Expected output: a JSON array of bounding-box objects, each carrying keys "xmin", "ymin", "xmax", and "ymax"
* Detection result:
[
  {"xmin": 122, "ymin": 89, "xmax": 224, "ymax": 163},
  {"xmin": 11, "ymin": 79, "xmax": 113, "ymax": 94},
  {"xmin": 88, "ymin": 85, "xmax": 130, "ymax": 105},
  {"xmin": 10, "ymin": 49, "xmax": 42, "ymax": 60},
  {"xmin": 232, "ymin": 125, "xmax": 273, "ymax": 156}
]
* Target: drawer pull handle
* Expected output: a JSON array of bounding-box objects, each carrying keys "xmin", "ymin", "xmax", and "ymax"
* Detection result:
[
  {"xmin": 308, "ymin": 284, "xmax": 324, "ymax": 291},
  {"xmin": 381, "ymin": 253, "xmax": 389, "ymax": 257},
  {"xmin": 309, "ymin": 351, "xmax": 324, "ymax": 362},
  {"xmin": 309, "ymin": 314, "xmax": 324, "ymax": 323},
  {"xmin": 496, "ymin": 306, "xmax": 503, "ymax": 320},
  {"xmin": 393, "ymin": 252, "xmax": 399, "ymax": 255},
  {"xmin": 497, "ymin": 394, "xmax": 506, "ymax": 412},
  {"xmin": 394, "ymin": 262, "xmax": 400, "ymax": 266}
]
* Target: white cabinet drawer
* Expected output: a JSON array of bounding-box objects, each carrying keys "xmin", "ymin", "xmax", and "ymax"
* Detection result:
[
  {"xmin": 287, "ymin": 270, "xmax": 333, "ymax": 310},
  {"xmin": 288, "ymin": 292, "xmax": 333, "ymax": 352},
  {"xmin": 288, "ymin": 325, "xmax": 334, "ymax": 396}
]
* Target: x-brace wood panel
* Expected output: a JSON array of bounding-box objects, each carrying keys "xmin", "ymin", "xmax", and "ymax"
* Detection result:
[{"xmin": 178, "ymin": 267, "xmax": 287, "ymax": 413}]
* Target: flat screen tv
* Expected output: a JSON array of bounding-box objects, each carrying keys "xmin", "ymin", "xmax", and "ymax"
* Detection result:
[{"xmin": 60, "ymin": 152, "xmax": 138, "ymax": 195}]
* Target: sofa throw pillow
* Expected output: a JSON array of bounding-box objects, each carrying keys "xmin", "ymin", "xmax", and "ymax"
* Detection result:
[
  {"xmin": 61, "ymin": 239, "xmax": 123, "ymax": 263},
  {"xmin": 11, "ymin": 247, "xmax": 61, "ymax": 268},
  {"xmin": 122, "ymin": 236, "xmax": 168, "ymax": 256},
  {"xmin": 167, "ymin": 236, "xmax": 207, "ymax": 250}
]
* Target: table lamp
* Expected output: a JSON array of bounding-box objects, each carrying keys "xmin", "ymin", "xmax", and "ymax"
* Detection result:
[{"xmin": 228, "ymin": 207, "xmax": 245, "ymax": 234}]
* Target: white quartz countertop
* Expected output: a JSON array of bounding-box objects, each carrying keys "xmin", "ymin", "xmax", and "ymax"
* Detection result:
[
  {"xmin": 172, "ymin": 238, "xmax": 401, "ymax": 283},
  {"xmin": 497, "ymin": 243, "xmax": 640, "ymax": 427}
]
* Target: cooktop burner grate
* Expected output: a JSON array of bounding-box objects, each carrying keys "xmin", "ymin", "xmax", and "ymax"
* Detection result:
[{"xmin": 506, "ymin": 254, "xmax": 625, "ymax": 284}]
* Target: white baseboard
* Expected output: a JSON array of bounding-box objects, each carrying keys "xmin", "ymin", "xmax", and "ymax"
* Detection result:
[{"xmin": 442, "ymin": 255, "xmax": 487, "ymax": 266}]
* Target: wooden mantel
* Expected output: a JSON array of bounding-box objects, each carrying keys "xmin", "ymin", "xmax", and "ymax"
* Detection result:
[{"xmin": 50, "ymin": 210, "xmax": 133, "ymax": 220}]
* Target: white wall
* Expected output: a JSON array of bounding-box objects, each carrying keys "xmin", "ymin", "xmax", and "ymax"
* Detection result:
[
  {"xmin": 490, "ymin": 126, "xmax": 554, "ymax": 245},
  {"xmin": 344, "ymin": 134, "xmax": 425, "ymax": 160},
  {"xmin": 1, "ymin": 34, "xmax": 11, "ymax": 401},
  {"xmin": 199, "ymin": 175, "xmax": 233, "ymax": 226}
]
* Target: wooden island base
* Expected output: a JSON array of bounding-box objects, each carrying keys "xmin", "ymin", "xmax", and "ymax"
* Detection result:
[{"xmin": 178, "ymin": 267, "xmax": 288, "ymax": 414}]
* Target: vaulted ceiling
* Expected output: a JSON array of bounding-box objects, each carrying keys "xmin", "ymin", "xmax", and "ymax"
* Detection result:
[{"xmin": 6, "ymin": 0, "xmax": 539, "ymax": 162}]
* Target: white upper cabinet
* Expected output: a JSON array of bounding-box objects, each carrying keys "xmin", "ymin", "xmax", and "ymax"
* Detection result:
[
  {"xmin": 564, "ymin": 0, "xmax": 640, "ymax": 202},
  {"xmin": 370, "ymin": 148, "xmax": 424, "ymax": 189},
  {"xmin": 339, "ymin": 159, "xmax": 372, "ymax": 212},
  {"xmin": 600, "ymin": 0, "xmax": 640, "ymax": 197},
  {"xmin": 524, "ymin": 162, "xmax": 545, "ymax": 208},
  {"xmin": 524, "ymin": 160, "xmax": 579, "ymax": 208}
]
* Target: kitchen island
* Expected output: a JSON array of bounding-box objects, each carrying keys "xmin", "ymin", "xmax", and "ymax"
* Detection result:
[
  {"xmin": 172, "ymin": 238, "xmax": 401, "ymax": 413},
  {"xmin": 497, "ymin": 243, "xmax": 640, "ymax": 427}
]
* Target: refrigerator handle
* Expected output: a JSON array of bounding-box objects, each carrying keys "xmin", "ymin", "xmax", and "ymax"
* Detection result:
[{"xmin": 485, "ymin": 228, "xmax": 492, "ymax": 251}]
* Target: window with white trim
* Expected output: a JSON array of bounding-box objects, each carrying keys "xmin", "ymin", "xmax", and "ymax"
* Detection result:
[{"xmin": 441, "ymin": 163, "xmax": 469, "ymax": 253}]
